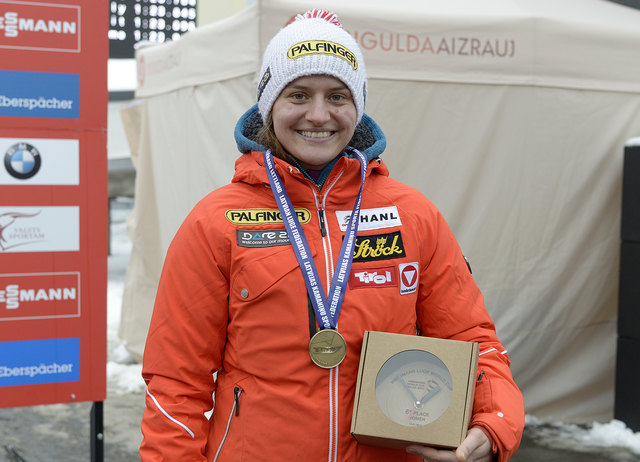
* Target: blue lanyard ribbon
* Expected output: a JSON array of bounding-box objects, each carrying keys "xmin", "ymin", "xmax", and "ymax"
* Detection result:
[{"xmin": 263, "ymin": 148, "xmax": 367, "ymax": 329}]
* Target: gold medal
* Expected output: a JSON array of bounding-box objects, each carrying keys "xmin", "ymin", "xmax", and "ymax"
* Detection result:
[{"xmin": 309, "ymin": 329, "xmax": 347, "ymax": 368}]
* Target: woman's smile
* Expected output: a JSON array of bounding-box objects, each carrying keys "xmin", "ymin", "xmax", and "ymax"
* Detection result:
[{"xmin": 298, "ymin": 130, "xmax": 335, "ymax": 139}]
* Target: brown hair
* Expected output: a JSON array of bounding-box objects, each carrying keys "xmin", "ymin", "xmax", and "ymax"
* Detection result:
[{"xmin": 255, "ymin": 113, "xmax": 290, "ymax": 162}]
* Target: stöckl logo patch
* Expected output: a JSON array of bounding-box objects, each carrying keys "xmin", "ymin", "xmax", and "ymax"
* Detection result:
[
  {"xmin": 351, "ymin": 231, "xmax": 406, "ymax": 262},
  {"xmin": 225, "ymin": 208, "xmax": 311, "ymax": 225},
  {"xmin": 287, "ymin": 40, "xmax": 358, "ymax": 70}
]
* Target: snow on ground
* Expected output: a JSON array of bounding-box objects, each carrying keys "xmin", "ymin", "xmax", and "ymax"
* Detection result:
[
  {"xmin": 524, "ymin": 415, "xmax": 640, "ymax": 456},
  {"xmin": 106, "ymin": 196, "xmax": 640, "ymax": 456},
  {"xmin": 107, "ymin": 197, "xmax": 144, "ymax": 396}
]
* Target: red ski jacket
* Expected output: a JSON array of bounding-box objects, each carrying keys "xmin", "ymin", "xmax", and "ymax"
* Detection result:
[{"xmin": 140, "ymin": 149, "xmax": 524, "ymax": 461}]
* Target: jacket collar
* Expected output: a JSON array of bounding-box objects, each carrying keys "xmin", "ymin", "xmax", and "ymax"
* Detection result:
[{"xmin": 231, "ymin": 150, "xmax": 389, "ymax": 191}]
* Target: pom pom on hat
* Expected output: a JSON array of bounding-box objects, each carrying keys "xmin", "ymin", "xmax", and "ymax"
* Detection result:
[
  {"xmin": 257, "ymin": 9, "xmax": 367, "ymax": 124},
  {"xmin": 294, "ymin": 9, "xmax": 342, "ymax": 27}
]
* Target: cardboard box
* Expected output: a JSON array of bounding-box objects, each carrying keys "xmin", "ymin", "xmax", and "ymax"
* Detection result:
[{"xmin": 351, "ymin": 331, "xmax": 479, "ymax": 450}]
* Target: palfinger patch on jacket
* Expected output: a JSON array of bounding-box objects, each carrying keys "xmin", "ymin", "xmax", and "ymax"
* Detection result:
[
  {"xmin": 335, "ymin": 206, "xmax": 402, "ymax": 231},
  {"xmin": 349, "ymin": 266, "xmax": 397, "ymax": 290},
  {"xmin": 237, "ymin": 229, "xmax": 291, "ymax": 247},
  {"xmin": 351, "ymin": 231, "xmax": 406, "ymax": 262},
  {"xmin": 225, "ymin": 208, "xmax": 311, "ymax": 225},
  {"xmin": 399, "ymin": 262, "xmax": 419, "ymax": 295}
]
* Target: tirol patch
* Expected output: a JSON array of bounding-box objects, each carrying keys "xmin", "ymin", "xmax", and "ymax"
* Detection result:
[
  {"xmin": 225, "ymin": 208, "xmax": 311, "ymax": 225},
  {"xmin": 349, "ymin": 266, "xmax": 397, "ymax": 290},
  {"xmin": 399, "ymin": 262, "xmax": 419, "ymax": 295},
  {"xmin": 351, "ymin": 231, "xmax": 406, "ymax": 262},
  {"xmin": 287, "ymin": 40, "xmax": 358, "ymax": 70},
  {"xmin": 336, "ymin": 206, "xmax": 402, "ymax": 232},
  {"xmin": 237, "ymin": 229, "xmax": 290, "ymax": 247}
]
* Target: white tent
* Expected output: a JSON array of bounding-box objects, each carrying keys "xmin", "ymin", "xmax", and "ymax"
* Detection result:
[{"xmin": 119, "ymin": 0, "xmax": 640, "ymax": 423}]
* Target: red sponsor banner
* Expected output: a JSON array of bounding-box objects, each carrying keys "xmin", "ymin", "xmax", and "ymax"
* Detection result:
[
  {"xmin": 349, "ymin": 266, "xmax": 398, "ymax": 290},
  {"xmin": 0, "ymin": 272, "xmax": 80, "ymax": 320},
  {"xmin": 0, "ymin": 0, "xmax": 107, "ymax": 409},
  {"xmin": 0, "ymin": 0, "xmax": 80, "ymax": 52}
]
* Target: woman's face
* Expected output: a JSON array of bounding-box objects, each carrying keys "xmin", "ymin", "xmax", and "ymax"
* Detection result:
[{"xmin": 271, "ymin": 75, "xmax": 357, "ymax": 170}]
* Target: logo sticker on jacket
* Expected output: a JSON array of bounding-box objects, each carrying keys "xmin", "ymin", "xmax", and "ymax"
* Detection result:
[
  {"xmin": 351, "ymin": 231, "xmax": 406, "ymax": 262},
  {"xmin": 237, "ymin": 229, "xmax": 290, "ymax": 247},
  {"xmin": 399, "ymin": 262, "xmax": 419, "ymax": 295},
  {"xmin": 225, "ymin": 208, "xmax": 311, "ymax": 225},
  {"xmin": 349, "ymin": 266, "xmax": 397, "ymax": 290},
  {"xmin": 335, "ymin": 206, "xmax": 401, "ymax": 232}
]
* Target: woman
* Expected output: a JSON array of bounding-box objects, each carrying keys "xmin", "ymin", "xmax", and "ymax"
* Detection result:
[{"xmin": 140, "ymin": 9, "xmax": 524, "ymax": 462}]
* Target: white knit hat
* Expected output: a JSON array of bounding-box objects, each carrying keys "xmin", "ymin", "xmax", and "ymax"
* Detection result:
[{"xmin": 257, "ymin": 9, "xmax": 367, "ymax": 124}]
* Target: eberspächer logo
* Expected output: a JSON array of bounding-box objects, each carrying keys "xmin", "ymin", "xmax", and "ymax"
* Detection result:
[
  {"xmin": 4, "ymin": 142, "xmax": 41, "ymax": 179},
  {"xmin": 0, "ymin": 70, "xmax": 80, "ymax": 119}
]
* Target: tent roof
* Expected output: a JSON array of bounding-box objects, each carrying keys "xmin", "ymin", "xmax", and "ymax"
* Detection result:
[
  {"xmin": 135, "ymin": 4, "xmax": 259, "ymax": 97},
  {"xmin": 261, "ymin": 0, "xmax": 640, "ymax": 92},
  {"xmin": 136, "ymin": 0, "xmax": 640, "ymax": 98}
]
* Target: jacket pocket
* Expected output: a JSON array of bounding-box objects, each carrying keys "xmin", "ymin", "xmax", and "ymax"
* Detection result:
[
  {"xmin": 212, "ymin": 385, "xmax": 244, "ymax": 462},
  {"xmin": 473, "ymin": 369, "xmax": 494, "ymax": 414},
  {"xmin": 230, "ymin": 243, "xmax": 317, "ymax": 303}
]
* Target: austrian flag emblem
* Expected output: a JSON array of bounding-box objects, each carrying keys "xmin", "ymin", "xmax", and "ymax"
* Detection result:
[{"xmin": 399, "ymin": 262, "xmax": 419, "ymax": 295}]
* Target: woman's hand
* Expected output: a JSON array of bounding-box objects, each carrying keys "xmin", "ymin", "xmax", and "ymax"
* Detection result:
[{"xmin": 406, "ymin": 427, "xmax": 493, "ymax": 462}]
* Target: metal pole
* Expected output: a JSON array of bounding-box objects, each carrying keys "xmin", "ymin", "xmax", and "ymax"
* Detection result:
[{"xmin": 90, "ymin": 401, "xmax": 104, "ymax": 462}]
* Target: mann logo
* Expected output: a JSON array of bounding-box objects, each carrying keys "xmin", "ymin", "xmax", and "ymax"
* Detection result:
[
  {"xmin": 0, "ymin": 272, "xmax": 80, "ymax": 321},
  {"xmin": 237, "ymin": 229, "xmax": 291, "ymax": 248},
  {"xmin": 225, "ymin": 208, "xmax": 311, "ymax": 225},
  {"xmin": 0, "ymin": 1, "xmax": 80, "ymax": 52}
]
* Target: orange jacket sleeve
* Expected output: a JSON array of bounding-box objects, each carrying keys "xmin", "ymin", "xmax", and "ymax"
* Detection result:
[{"xmin": 140, "ymin": 207, "xmax": 230, "ymax": 461}]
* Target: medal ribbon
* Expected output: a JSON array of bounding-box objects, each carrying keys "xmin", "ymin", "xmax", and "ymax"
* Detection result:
[{"xmin": 263, "ymin": 148, "xmax": 367, "ymax": 330}]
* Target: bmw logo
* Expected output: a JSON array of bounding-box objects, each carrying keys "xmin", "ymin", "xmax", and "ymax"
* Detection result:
[{"xmin": 4, "ymin": 142, "xmax": 42, "ymax": 180}]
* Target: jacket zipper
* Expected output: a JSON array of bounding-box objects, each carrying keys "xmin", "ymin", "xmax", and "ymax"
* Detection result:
[
  {"xmin": 318, "ymin": 208, "xmax": 327, "ymax": 236},
  {"xmin": 316, "ymin": 171, "xmax": 343, "ymax": 279},
  {"xmin": 304, "ymin": 184, "xmax": 334, "ymax": 338},
  {"xmin": 310, "ymin": 174, "xmax": 343, "ymax": 462},
  {"xmin": 234, "ymin": 386, "xmax": 241, "ymax": 415},
  {"xmin": 213, "ymin": 387, "xmax": 243, "ymax": 462}
]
